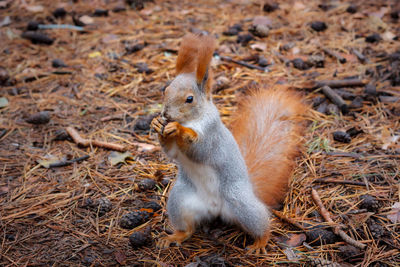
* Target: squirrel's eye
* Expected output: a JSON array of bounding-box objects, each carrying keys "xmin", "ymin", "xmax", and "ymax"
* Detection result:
[{"xmin": 185, "ymin": 96, "xmax": 194, "ymax": 103}]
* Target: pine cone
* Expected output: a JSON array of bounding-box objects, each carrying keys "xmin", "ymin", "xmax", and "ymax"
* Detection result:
[
  {"xmin": 310, "ymin": 258, "xmax": 341, "ymax": 267},
  {"xmin": 367, "ymin": 219, "xmax": 385, "ymax": 239},
  {"xmin": 370, "ymin": 262, "xmax": 389, "ymax": 267},
  {"xmin": 359, "ymin": 195, "xmax": 380, "ymax": 211}
]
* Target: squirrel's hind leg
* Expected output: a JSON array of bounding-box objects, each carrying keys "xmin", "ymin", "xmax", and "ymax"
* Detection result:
[
  {"xmin": 224, "ymin": 189, "xmax": 271, "ymax": 255},
  {"xmin": 158, "ymin": 205, "xmax": 197, "ymax": 248},
  {"xmin": 246, "ymin": 229, "xmax": 270, "ymax": 255},
  {"xmin": 159, "ymin": 172, "xmax": 207, "ymax": 248},
  {"xmin": 158, "ymin": 227, "xmax": 194, "ymax": 248}
]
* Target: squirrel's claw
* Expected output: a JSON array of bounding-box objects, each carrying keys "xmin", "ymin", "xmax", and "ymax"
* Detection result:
[
  {"xmin": 157, "ymin": 237, "xmax": 176, "ymax": 249},
  {"xmin": 151, "ymin": 116, "xmax": 178, "ymax": 138},
  {"xmin": 157, "ymin": 230, "xmax": 192, "ymax": 249},
  {"xmin": 245, "ymin": 246, "xmax": 267, "ymax": 255},
  {"xmin": 151, "ymin": 116, "xmax": 167, "ymax": 136},
  {"xmin": 245, "ymin": 236, "xmax": 269, "ymax": 255}
]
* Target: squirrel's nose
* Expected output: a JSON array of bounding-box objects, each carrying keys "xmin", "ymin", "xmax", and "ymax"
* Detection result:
[{"xmin": 162, "ymin": 110, "xmax": 171, "ymax": 121}]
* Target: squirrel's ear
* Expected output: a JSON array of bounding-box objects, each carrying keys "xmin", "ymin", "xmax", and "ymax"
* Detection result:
[
  {"xmin": 196, "ymin": 35, "xmax": 216, "ymax": 95},
  {"xmin": 176, "ymin": 34, "xmax": 199, "ymax": 75}
]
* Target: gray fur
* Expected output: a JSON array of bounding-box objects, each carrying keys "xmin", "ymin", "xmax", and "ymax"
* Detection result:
[{"xmin": 161, "ymin": 77, "xmax": 270, "ymax": 238}]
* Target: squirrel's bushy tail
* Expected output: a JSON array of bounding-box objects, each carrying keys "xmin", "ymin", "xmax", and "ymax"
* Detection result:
[{"xmin": 231, "ymin": 86, "xmax": 306, "ymax": 208}]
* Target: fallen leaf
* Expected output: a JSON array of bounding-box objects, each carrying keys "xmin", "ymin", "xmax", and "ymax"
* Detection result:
[
  {"xmin": 285, "ymin": 233, "xmax": 307, "ymax": 247},
  {"xmin": 0, "ymin": 97, "xmax": 8, "ymax": 108},
  {"xmin": 133, "ymin": 142, "xmax": 157, "ymax": 153},
  {"xmin": 102, "ymin": 34, "xmax": 119, "ymax": 44},
  {"xmin": 293, "ymin": 1, "xmax": 305, "ymax": 10},
  {"xmin": 218, "ymin": 44, "xmax": 232, "ymax": 54},
  {"xmin": 181, "ymin": 9, "xmax": 191, "ymax": 15},
  {"xmin": 37, "ymin": 156, "xmax": 61, "ymax": 168},
  {"xmin": 140, "ymin": 8, "xmax": 153, "ymax": 16},
  {"xmin": 382, "ymin": 31, "xmax": 396, "ymax": 41},
  {"xmin": 15, "ymin": 68, "xmax": 44, "ymax": 80},
  {"xmin": 253, "ymin": 16, "xmax": 273, "ymax": 27},
  {"xmin": 291, "ymin": 46, "xmax": 300, "ymax": 55},
  {"xmin": 6, "ymin": 28, "xmax": 18, "ymax": 40},
  {"xmin": 368, "ymin": 15, "xmax": 388, "ymax": 31},
  {"xmin": 348, "ymin": 212, "xmax": 374, "ymax": 227},
  {"xmin": 380, "ymin": 127, "xmax": 399, "ymax": 150},
  {"xmin": 114, "ymin": 250, "xmax": 126, "ymax": 265},
  {"xmin": 24, "ymin": 5, "xmax": 44, "ymax": 12},
  {"xmin": 79, "ymin": 15, "xmax": 94, "ymax": 25},
  {"xmin": 94, "ymin": 65, "xmax": 106, "ymax": 73},
  {"xmin": 369, "ymin": 7, "xmax": 389, "ymax": 19},
  {"xmin": 283, "ymin": 247, "xmax": 300, "ymax": 261},
  {"xmin": 109, "ymin": 151, "xmax": 133, "ymax": 166},
  {"xmin": 89, "ymin": 51, "xmax": 102, "ymax": 58},
  {"xmin": 0, "ymin": 16, "xmax": 11, "ymax": 27},
  {"xmin": 387, "ymin": 202, "xmax": 400, "ymax": 224},
  {"xmin": 250, "ymin": 43, "xmax": 267, "ymax": 51},
  {"xmin": 340, "ymin": 53, "xmax": 357, "ymax": 63},
  {"xmin": 0, "ymin": 0, "xmax": 11, "ymax": 8}
]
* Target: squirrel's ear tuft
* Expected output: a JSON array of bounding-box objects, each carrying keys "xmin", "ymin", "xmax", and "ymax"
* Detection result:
[
  {"xmin": 176, "ymin": 34, "xmax": 199, "ymax": 75},
  {"xmin": 196, "ymin": 35, "xmax": 216, "ymax": 94},
  {"xmin": 175, "ymin": 33, "xmax": 217, "ymax": 95}
]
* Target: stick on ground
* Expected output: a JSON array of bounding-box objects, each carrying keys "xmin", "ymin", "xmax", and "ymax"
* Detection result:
[
  {"xmin": 66, "ymin": 127, "xmax": 127, "ymax": 152},
  {"xmin": 220, "ymin": 55, "xmax": 267, "ymax": 71},
  {"xmin": 351, "ymin": 48, "xmax": 369, "ymax": 64},
  {"xmin": 271, "ymin": 209, "xmax": 306, "ymax": 231},
  {"xmin": 273, "ymin": 51, "xmax": 290, "ymax": 65},
  {"xmin": 322, "ymin": 48, "xmax": 346, "ymax": 64},
  {"xmin": 315, "ymin": 79, "xmax": 367, "ymax": 89},
  {"xmin": 48, "ymin": 155, "xmax": 90, "ymax": 168},
  {"xmin": 311, "ymin": 188, "xmax": 367, "ymax": 249},
  {"xmin": 313, "ymin": 178, "xmax": 366, "ymax": 186},
  {"xmin": 321, "ymin": 85, "xmax": 348, "ymax": 114}
]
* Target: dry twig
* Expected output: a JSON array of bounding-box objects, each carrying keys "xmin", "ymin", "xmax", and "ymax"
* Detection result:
[
  {"xmin": 271, "ymin": 209, "xmax": 306, "ymax": 231},
  {"xmin": 315, "ymin": 79, "xmax": 367, "ymax": 89},
  {"xmin": 311, "ymin": 188, "xmax": 367, "ymax": 249},
  {"xmin": 48, "ymin": 155, "xmax": 90, "ymax": 168},
  {"xmin": 351, "ymin": 48, "xmax": 369, "ymax": 64},
  {"xmin": 66, "ymin": 127, "xmax": 126, "ymax": 152},
  {"xmin": 322, "ymin": 48, "xmax": 346, "ymax": 64},
  {"xmin": 321, "ymin": 86, "xmax": 348, "ymax": 113},
  {"xmin": 313, "ymin": 178, "xmax": 366, "ymax": 186},
  {"xmin": 220, "ymin": 55, "xmax": 268, "ymax": 71}
]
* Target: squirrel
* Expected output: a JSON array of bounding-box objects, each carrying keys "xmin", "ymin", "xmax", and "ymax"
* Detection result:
[{"xmin": 151, "ymin": 33, "xmax": 306, "ymax": 254}]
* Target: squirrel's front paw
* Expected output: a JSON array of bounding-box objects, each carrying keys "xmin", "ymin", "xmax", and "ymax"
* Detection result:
[
  {"xmin": 151, "ymin": 116, "xmax": 168, "ymax": 136},
  {"xmin": 163, "ymin": 122, "xmax": 179, "ymax": 137}
]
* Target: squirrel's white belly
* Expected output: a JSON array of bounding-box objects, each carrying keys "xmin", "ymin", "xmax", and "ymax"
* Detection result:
[{"xmin": 171, "ymin": 143, "xmax": 223, "ymax": 218}]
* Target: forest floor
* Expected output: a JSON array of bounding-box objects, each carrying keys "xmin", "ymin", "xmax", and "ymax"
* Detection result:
[{"xmin": 1, "ymin": 0, "xmax": 399, "ymax": 266}]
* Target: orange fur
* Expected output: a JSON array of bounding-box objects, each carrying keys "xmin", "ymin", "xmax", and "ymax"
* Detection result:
[
  {"xmin": 176, "ymin": 34, "xmax": 199, "ymax": 74},
  {"xmin": 175, "ymin": 33, "xmax": 216, "ymax": 95},
  {"xmin": 195, "ymin": 35, "xmax": 216, "ymax": 93},
  {"xmin": 166, "ymin": 230, "xmax": 193, "ymax": 243},
  {"xmin": 246, "ymin": 228, "xmax": 270, "ymax": 254},
  {"xmin": 231, "ymin": 87, "xmax": 307, "ymax": 208},
  {"xmin": 158, "ymin": 122, "xmax": 198, "ymax": 152},
  {"xmin": 159, "ymin": 228, "xmax": 194, "ymax": 248},
  {"xmin": 175, "ymin": 123, "xmax": 198, "ymax": 151}
]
